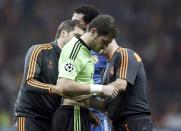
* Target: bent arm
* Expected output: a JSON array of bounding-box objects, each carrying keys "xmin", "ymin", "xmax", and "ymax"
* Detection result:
[
  {"xmin": 52, "ymin": 78, "xmax": 91, "ymax": 96},
  {"xmin": 24, "ymin": 45, "xmax": 53, "ymax": 94},
  {"xmin": 52, "ymin": 77, "xmax": 118, "ymax": 98}
]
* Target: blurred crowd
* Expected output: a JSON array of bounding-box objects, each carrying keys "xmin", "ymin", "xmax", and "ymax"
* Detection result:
[{"xmin": 0, "ymin": 0, "xmax": 180, "ymax": 130}]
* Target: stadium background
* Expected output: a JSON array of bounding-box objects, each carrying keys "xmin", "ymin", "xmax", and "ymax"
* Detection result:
[{"xmin": 0, "ymin": 0, "xmax": 180, "ymax": 130}]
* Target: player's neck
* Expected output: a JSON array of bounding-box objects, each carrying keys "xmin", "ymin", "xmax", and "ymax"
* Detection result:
[
  {"xmin": 57, "ymin": 38, "xmax": 63, "ymax": 49},
  {"xmin": 109, "ymin": 39, "xmax": 119, "ymax": 59},
  {"xmin": 80, "ymin": 33, "xmax": 91, "ymax": 48}
]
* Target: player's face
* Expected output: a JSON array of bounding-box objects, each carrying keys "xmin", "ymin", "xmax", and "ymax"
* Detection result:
[
  {"xmin": 101, "ymin": 40, "xmax": 114, "ymax": 58},
  {"xmin": 91, "ymin": 35, "xmax": 113, "ymax": 53},
  {"xmin": 64, "ymin": 26, "xmax": 85, "ymax": 44},
  {"xmin": 72, "ymin": 13, "xmax": 85, "ymax": 25}
]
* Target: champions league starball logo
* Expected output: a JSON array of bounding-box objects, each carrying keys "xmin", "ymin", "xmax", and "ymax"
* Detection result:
[{"xmin": 64, "ymin": 63, "xmax": 74, "ymax": 72}]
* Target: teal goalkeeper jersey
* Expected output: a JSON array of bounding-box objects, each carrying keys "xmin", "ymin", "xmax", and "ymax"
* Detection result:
[{"xmin": 58, "ymin": 37, "xmax": 94, "ymax": 84}]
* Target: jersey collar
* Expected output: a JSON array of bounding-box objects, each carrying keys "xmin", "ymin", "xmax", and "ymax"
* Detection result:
[
  {"xmin": 51, "ymin": 40, "xmax": 61, "ymax": 57},
  {"xmin": 76, "ymin": 37, "xmax": 91, "ymax": 51},
  {"xmin": 108, "ymin": 46, "xmax": 121, "ymax": 61}
]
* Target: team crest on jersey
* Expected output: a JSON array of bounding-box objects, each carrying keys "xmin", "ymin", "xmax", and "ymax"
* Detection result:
[
  {"xmin": 92, "ymin": 55, "xmax": 99, "ymax": 64},
  {"xmin": 64, "ymin": 63, "xmax": 74, "ymax": 72}
]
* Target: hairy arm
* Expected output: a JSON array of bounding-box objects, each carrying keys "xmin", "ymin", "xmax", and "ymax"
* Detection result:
[
  {"xmin": 51, "ymin": 77, "xmax": 118, "ymax": 98},
  {"xmin": 52, "ymin": 78, "xmax": 91, "ymax": 96}
]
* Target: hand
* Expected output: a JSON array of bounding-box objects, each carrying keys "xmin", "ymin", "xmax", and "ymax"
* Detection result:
[
  {"xmin": 102, "ymin": 85, "xmax": 119, "ymax": 98},
  {"xmin": 113, "ymin": 79, "xmax": 127, "ymax": 92}
]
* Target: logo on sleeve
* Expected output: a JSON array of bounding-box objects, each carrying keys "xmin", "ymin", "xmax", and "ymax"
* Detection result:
[{"xmin": 64, "ymin": 63, "xmax": 74, "ymax": 72}]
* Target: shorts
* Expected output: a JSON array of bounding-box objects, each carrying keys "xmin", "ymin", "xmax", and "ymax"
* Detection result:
[
  {"xmin": 52, "ymin": 105, "xmax": 90, "ymax": 131},
  {"xmin": 112, "ymin": 115, "xmax": 152, "ymax": 131},
  {"xmin": 16, "ymin": 116, "xmax": 51, "ymax": 131}
]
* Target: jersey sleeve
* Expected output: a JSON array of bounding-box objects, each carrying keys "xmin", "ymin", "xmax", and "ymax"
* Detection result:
[
  {"xmin": 116, "ymin": 48, "xmax": 141, "ymax": 85},
  {"xmin": 58, "ymin": 41, "xmax": 83, "ymax": 80},
  {"xmin": 24, "ymin": 45, "xmax": 53, "ymax": 94}
]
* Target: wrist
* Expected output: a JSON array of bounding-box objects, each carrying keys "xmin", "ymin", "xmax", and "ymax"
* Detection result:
[
  {"xmin": 90, "ymin": 84, "xmax": 102, "ymax": 93},
  {"xmin": 48, "ymin": 85, "xmax": 54, "ymax": 95},
  {"xmin": 49, "ymin": 85, "xmax": 58, "ymax": 94}
]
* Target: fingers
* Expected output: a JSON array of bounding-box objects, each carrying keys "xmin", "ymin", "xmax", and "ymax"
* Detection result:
[{"xmin": 102, "ymin": 85, "xmax": 119, "ymax": 98}]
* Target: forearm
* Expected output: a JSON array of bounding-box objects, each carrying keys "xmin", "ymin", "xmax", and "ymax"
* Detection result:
[
  {"xmin": 51, "ymin": 78, "xmax": 92, "ymax": 96},
  {"xmin": 58, "ymin": 78, "xmax": 91, "ymax": 95},
  {"xmin": 52, "ymin": 77, "xmax": 118, "ymax": 98},
  {"xmin": 26, "ymin": 78, "xmax": 53, "ymax": 94}
]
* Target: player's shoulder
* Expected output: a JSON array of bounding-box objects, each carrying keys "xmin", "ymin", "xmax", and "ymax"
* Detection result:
[
  {"xmin": 25, "ymin": 43, "xmax": 52, "ymax": 58},
  {"xmin": 116, "ymin": 47, "xmax": 134, "ymax": 54},
  {"xmin": 29, "ymin": 43, "xmax": 53, "ymax": 52},
  {"xmin": 35, "ymin": 43, "xmax": 52, "ymax": 49},
  {"xmin": 117, "ymin": 47, "xmax": 142, "ymax": 63},
  {"xmin": 62, "ymin": 37, "xmax": 86, "ymax": 58},
  {"xmin": 63, "ymin": 37, "xmax": 78, "ymax": 48}
]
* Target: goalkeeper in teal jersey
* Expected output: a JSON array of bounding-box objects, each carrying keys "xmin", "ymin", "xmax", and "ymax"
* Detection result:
[{"xmin": 51, "ymin": 15, "xmax": 118, "ymax": 131}]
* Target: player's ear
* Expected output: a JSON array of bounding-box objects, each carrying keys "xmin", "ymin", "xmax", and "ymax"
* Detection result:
[
  {"xmin": 90, "ymin": 28, "xmax": 98, "ymax": 37},
  {"xmin": 60, "ymin": 30, "xmax": 68, "ymax": 38}
]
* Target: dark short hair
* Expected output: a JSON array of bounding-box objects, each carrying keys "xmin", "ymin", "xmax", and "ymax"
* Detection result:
[
  {"xmin": 88, "ymin": 15, "xmax": 118, "ymax": 39},
  {"xmin": 55, "ymin": 20, "xmax": 85, "ymax": 39},
  {"xmin": 74, "ymin": 5, "xmax": 100, "ymax": 25}
]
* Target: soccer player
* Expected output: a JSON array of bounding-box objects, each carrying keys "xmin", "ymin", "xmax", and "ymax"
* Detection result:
[
  {"xmin": 72, "ymin": 5, "xmax": 100, "ymax": 26},
  {"xmin": 52, "ymin": 5, "xmax": 110, "ymax": 131},
  {"xmin": 51, "ymin": 15, "xmax": 118, "ymax": 131},
  {"xmin": 101, "ymin": 39, "xmax": 153, "ymax": 131},
  {"xmin": 14, "ymin": 20, "xmax": 85, "ymax": 131},
  {"xmin": 72, "ymin": 5, "xmax": 110, "ymax": 131}
]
